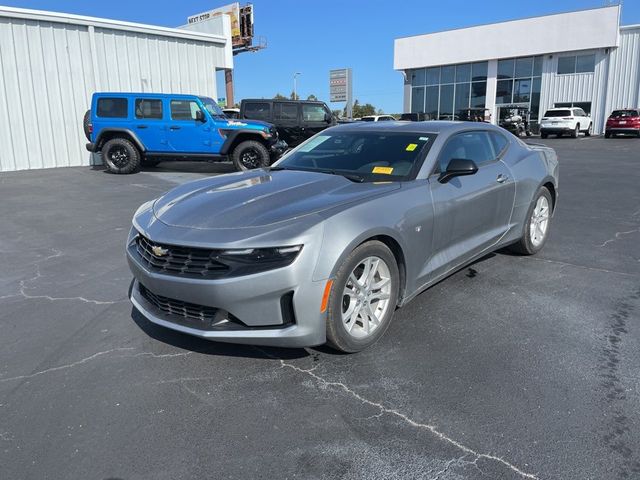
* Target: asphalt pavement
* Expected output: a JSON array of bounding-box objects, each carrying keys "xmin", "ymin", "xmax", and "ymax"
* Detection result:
[{"xmin": 1, "ymin": 136, "xmax": 639, "ymax": 480}]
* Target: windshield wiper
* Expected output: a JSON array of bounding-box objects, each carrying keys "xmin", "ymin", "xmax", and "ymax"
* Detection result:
[{"xmin": 270, "ymin": 166, "xmax": 364, "ymax": 182}]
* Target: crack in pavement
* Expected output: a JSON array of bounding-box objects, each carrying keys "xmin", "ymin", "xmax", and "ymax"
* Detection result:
[
  {"xmin": 277, "ymin": 359, "xmax": 538, "ymax": 480},
  {"xmin": 599, "ymin": 228, "xmax": 640, "ymax": 248},
  {"xmin": 0, "ymin": 248, "xmax": 125, "ymax": 305},
  {"xmin": 520, "ymin": 255, "xmax": 639, "ymax": 278},
  {"xmin": 0, "ymin": 349, "xmax": 192, "ymax": 383}
]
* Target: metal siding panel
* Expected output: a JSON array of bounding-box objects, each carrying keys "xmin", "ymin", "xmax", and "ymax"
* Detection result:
[
  {"xmin": 0, "ymin": 19, "xmax": 17, "ymax": 171},
  {"xmin": 2, "ymin": 20, "xmax": 29, "ymax": 170}
]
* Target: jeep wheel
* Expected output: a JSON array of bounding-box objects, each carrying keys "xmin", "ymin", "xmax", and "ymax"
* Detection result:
[
  {"xmin": 232, "ymin": 140, "xmax": 270, "ymax": 171},
  {"xmin": 102, "ymin": 138, "xmax": 141, "ymax": 174},
  {"xmin": 83, "ymin": 110, "xmax": 91, "ymax": 141}
]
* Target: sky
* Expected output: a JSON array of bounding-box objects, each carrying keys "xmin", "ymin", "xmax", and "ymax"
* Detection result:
[{"xmin": 5, "ymin": 0, "xmax": 640, "ymax": 113}]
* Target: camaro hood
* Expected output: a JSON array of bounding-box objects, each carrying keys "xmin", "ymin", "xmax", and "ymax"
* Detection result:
[{"xmin": 153, "ymin": 169, "xmax": 400, "ymax": 229}]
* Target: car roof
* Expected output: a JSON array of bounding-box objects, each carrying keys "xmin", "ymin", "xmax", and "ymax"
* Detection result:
[
  {"xmin": 241, "ymin": 98, "xmax": 327, "ymax": 105},
  {"xmin": 545, "ymin": 107, "xmax": 575, "ymax": 110},
  {"xmin": 328, "ymin": 120, "xmax": 501, "ymax": 135},
  {"xmin": 94, "ymin": 92, "xmax": 205, "ymax": 99}
]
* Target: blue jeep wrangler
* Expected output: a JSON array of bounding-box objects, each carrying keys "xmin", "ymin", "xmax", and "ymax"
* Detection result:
[{"xmin": 85, "ymin": 93, "xmax": 287, "ymax": 174}]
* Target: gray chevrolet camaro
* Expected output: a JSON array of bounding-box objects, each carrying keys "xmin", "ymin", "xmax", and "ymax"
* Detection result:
[{"xmin": 127, "ymin": 121, "xmax": 558, "ymax": 352}]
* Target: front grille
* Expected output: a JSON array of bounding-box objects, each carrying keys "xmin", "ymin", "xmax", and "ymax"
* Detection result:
[
  {"xmin": 135, "ymin": 236, "xmax": 229, "ymax": 278},
  {"xmin": 139, "ymin": 283, "xmax": 219, "ymax": 327}
]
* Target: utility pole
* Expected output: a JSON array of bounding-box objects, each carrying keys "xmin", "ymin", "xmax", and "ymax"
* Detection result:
[{"xmin": 293, "ymin": 72, "xmax": 302, "ymax": 100}]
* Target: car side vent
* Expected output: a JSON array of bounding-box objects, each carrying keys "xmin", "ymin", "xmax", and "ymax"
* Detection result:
[{"xmin": 280, "ymin": 291, "xmax": 296, "ymax": 326}]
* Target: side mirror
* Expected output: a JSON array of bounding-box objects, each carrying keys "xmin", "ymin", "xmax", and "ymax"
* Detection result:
[
  {"xmin": 195, "ymin": 110, "xmax": 206, "ymax": 122},
  {"xmin": 438, "ymin": 158, "xmax": 478, "ymax": 183}
]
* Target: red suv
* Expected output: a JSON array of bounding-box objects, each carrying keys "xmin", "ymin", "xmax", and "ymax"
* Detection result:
[{"xmin": 605, "ymin": 109, "xmax": 640, "ymax": 138}]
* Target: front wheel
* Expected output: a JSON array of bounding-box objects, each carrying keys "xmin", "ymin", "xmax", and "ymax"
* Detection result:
[
  {"xmin": 326, "ymin": 241, "xmax": 399, "ymax": 353},
  {"xmin": 508, "ymin": 186, "xmax": 553, "ymax": 255},
  {"xmin": 605, "ymin": 131, "xmax": 611, "ymax": 139},
  {"xmin": 585, "ymin": 123, "xmax": 592, "ymax": 137},
  {"xmin": 540, "ymin": 131, "xmax": 548, "ymax": 139},
  {"xmin": 231, "ymin": 140, "xmax": 270, "ymax": 171}
]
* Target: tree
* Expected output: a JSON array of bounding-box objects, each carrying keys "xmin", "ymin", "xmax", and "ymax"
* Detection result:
[
  {"xmin": 350, "ymin": 100, "xmax": 376, "ymax": 118},
  {"xmin": 273, "ymin": 93, "xmax": 287, "ymax": 100},
  {"xmin": 307, "ymin": 94, "xmax": 318, "ymax": 101},
  {"xmin": 289, "ymin": 91, "xmax": 299, "ymax": 100}
]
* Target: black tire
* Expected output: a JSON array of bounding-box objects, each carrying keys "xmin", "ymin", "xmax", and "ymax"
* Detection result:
[
  {"xmin": 585, "ymin": 123, "xmax": 592, "ymax": 137},
  {"xmin": 605, "ymin": 131, "xmax": 611, "ymax": 138},
  {"xmin": 325, "ymin": 241, "xmax": 400, "ymax": 353},
  {"xmin": 231, "ymin": 140, "xmax": 270, "ymax": 171},
  {"xmin": 508, "ymin": 186, "xmax": 553, "ymax": 256},
  {"xmin": 540, "ymin": 132, "xmax": 548, "ymax": 139},
  {"xmin": 571, "ymin": 124, "xmax": 579, "ymax": 138},
  {"xmin": 83, "ymin": 110, "xmax": 91, "ymax": 141},
  {"xmin": 101, "ymin": 138, "xmax": 141, "ymax": 174}
]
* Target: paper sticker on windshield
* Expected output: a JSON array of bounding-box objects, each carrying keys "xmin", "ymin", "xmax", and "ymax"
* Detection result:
[
  {"xmin": 372, "ymin": 166, "xmax": 393, "ymax": 174},
  {"xmin": 405, "ymin": 143, "xmax": 418, "ymax": 152},
  {"xmin": 299, "ymin": 135, "xmax": 331, "ymax": 152}
]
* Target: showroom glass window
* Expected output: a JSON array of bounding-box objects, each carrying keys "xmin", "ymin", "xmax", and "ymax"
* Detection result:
[
  {"xmin": 557, "ymin": 54, "xmax": 596, "ymax": 74},
  {"xmin": 410, "ymin": 61, "xmax": 487, "ymax": 120},
  {"xmin": 496, "ymin": 55, "xmax": 543, "ymax": 132}
]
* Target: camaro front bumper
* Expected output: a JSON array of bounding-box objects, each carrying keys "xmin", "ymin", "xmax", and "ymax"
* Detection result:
[{"xmin": 126, "ymin": 230, "xmax": 328, "ymax": 348}]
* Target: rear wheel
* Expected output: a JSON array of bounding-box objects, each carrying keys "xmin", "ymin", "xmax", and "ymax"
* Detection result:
[
  {"xmin": 326, "ymin": 241, "xmax": 399, "ymax": 353},
  {"xmin": 101, "ymin": 138, "xmax": 141, "ymax": 174},
  {"xmin": 540, "ymin": 131, "xmax": 548, "ymax": 139},
  {"xmin": 571, "ymin": 124, "xmax": 579, "ymax": 138},
  {"xmin": 231, "ymin": 140, "xmax": 270, "ymax": 171},
  {"xmin": 508, "ymin": 186, "xmax": 553, "ymax": 255},
  {"xmin": 605, "ymin": 131, "xmax": 611, "ymax": 138}
]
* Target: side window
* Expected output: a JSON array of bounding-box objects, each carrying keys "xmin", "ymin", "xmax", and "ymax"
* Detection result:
[
  {"xmin": 302, "ymin": 104, "xmax": 327, "ymax": 122},
  {"xmin": 274, "ymin": 103, "xmax": 298, "ymax": 121},
  {"xmin": 489, "ymin": 131, "xmax": 509, "ymax": 155},
  {"xmin": 577, "ymin": 109, "xmax": 587, "ymax": 117},
  {"xmin": 135, "ymin": 99, "xmax": 163, "ymax": 120},
  {"xmin": 170, "ymin": 100, "xmax": 201, "ymax": 121},
  {"xmin": 97, "ymin": 98, "xmax": 128, "ymax": 118},
  {"xmin": 436, "ymin": 131, "xmax": 495, "ymax": 173},
  {"xmin": 243, "ymin": 102, "xmax": 271, "ymax": 121}
]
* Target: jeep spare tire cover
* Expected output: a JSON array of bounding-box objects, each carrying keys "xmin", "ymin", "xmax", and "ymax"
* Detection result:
[{"xmin": 83, "ymin": 110, "xmax": 91, "ymax": 141}]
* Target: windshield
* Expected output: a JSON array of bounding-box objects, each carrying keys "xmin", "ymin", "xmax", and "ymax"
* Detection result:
[
  {"xmin": 611, "ymin": 110, "xmax": 638, "ymax": 118},
  {"xmin": 274, "ymin": 131, "xmax": 436, "ymax": 181},
  {"xmin": 544, "ymin": 110, "xmax": 571, "ymax": 118},
  {"xmin": 199, "ymin": 97, "xmax": 225, "ymax": 117}
]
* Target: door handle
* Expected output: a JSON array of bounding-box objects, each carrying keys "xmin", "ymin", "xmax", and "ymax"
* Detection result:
[
  {"xmin": 496, "ymin": 174, "xmax": 509, "ymax": 183},
  {"xmin": 169, "ymin": 126, "xmax": 181, "ymax": 130},
  {"xmin": 136, "ymin": 125, "xmax": 148, "ymax": 129}
]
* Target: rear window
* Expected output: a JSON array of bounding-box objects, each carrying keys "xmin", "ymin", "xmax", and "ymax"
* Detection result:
[
  {"xmin": 611, "ymin": 110, "xmax": 639, "ymax": 118},
  {"xmin": 544, "ymin": 110, "xmax": 571, "ymax": 118},
  {"xmin": 243, "ymin": 102, "xmax": 271, "ymax": 121},
  {"xmin": 360, "ymin": 117, "xmax": 375, "ymax": 122},
  {"xmin": 97, "ymin": 98, "xmax": 128, "ymax": 118}
]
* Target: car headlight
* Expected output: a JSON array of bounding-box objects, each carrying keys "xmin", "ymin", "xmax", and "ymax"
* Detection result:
[{"xmin": 218, "ymin": 245, "xmax": 303, "ymax": 275}]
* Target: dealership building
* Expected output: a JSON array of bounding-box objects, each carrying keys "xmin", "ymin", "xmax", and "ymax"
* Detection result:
[{"xmin": 394, "ymin": 5, "xmax": 639, "ymax": 134}]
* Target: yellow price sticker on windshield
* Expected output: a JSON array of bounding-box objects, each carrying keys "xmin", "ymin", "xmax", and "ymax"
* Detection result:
[
  {"xmin": 372, "ymin": 166, "xmax": 393, "ymax": 174},
  {"xmin": 405, "ymin": 143, "xmax": 418, "ymax": 152}
]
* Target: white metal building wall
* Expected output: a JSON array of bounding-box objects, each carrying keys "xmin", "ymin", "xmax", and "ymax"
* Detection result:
[
  {"xmin": 538, "ymin": 49, "xmax": 610, "ymax": 134},
  {"xmin": 0, "ymin": 7, "xmax": 231, "ymax": 173},
  {"xmin": 605, "ymin": 26, "xmax": 640, "ymax": 114}
]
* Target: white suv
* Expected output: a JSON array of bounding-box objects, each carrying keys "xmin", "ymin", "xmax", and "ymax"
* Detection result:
[
  {"xmin": 540, "ymin": 107, "xmax": 592, "ymax": 138},
  {"xmin": 359, "ymin": 115, "xmax": 397, "ymax": 122}
]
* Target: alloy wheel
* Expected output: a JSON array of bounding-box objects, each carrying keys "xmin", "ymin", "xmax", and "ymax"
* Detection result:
[
  {"xmin": 341, "ymin": 256, "xmax": 392, "ymax": 339},
  {"xmin": 240, "ymin": 148, "xmax": 261, "ymax": 169},
  {"xmin": 109, "ymin": 147, "xmax": 130, "ymax": 168},
  {"xmin": 530, "ymin": 196, "xmax": 550, "ymax": 247}
]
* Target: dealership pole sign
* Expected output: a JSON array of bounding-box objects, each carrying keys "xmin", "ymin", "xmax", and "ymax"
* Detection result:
[{"xmin": 330, "ymin": 68, "xmax": 353, "ymax": 118}]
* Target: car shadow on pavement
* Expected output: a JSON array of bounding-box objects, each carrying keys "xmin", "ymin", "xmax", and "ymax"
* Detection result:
[
  {"xmin": 90, "ymin": 161, "xmax": 237, "ymax": 175},
  {"xmin": 130, "ymin": 307, "xmax": 309, "ymax": 361}
]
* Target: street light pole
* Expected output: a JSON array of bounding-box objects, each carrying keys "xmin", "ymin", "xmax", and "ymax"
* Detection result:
[{"xmin": 293, "ymin": 72, "xmax": 302, "ymax": 100}]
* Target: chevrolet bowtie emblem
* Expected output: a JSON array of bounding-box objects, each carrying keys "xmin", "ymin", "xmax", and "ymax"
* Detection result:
[{"xmin": 151, "ymin": 245, "xmax": 169, "ymax": 257}]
